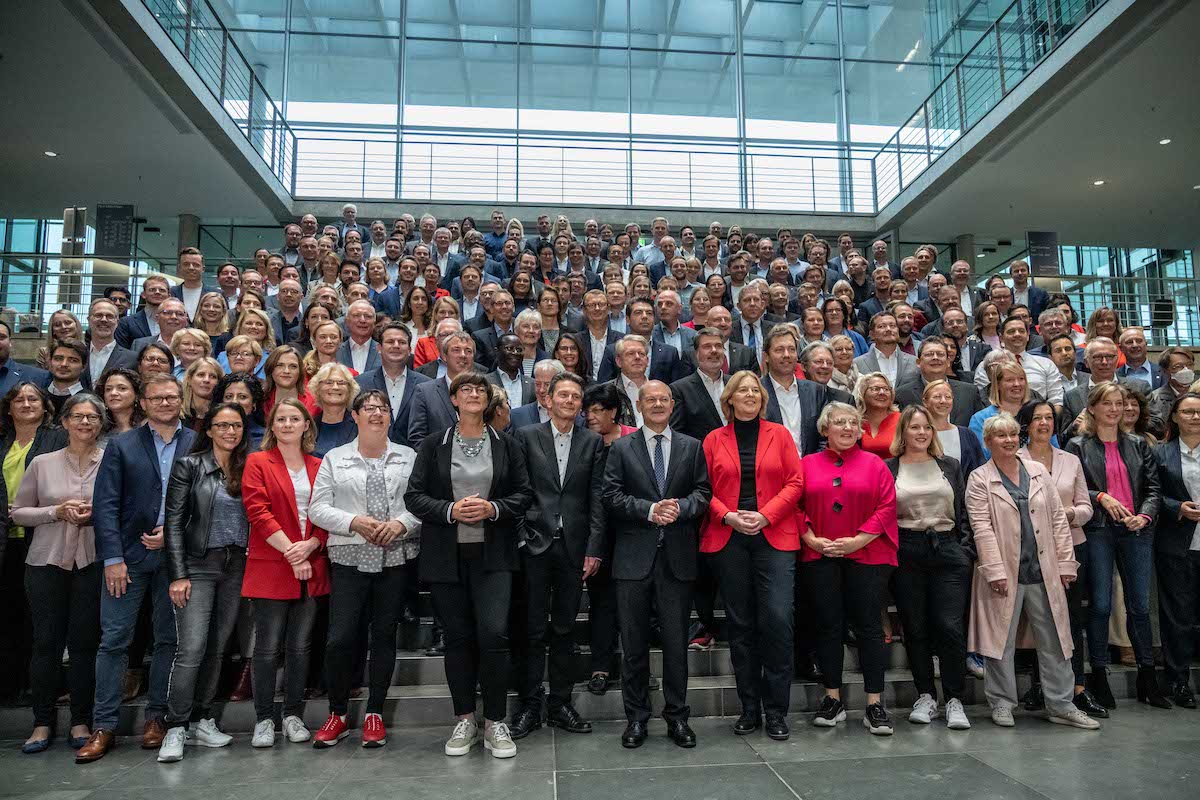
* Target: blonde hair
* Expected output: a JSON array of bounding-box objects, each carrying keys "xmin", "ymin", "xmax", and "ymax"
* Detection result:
[
  {"xmin": 182, "ymin": 357, "xmax": 223, "ymax": 419},
  {"xmin": 853, "ymin": 371, "xmax": 896, "ymax": 414},
  {"xmin": 890, "ymin": 405, "xmax": 944, "ymax": 458},
  {"xmin": 304, "ymin": 321, "xmax": 343, "ymax": 376},
  {"xmin": 817, "ymin": 401, "xmax": 862, "ymax": 436},
  {"xmin": 170, "ymin": 327, "xmax": 212, "ymax": 360},
  {"xmin": 196, "ymin": 291, "xmax": 231, "ymax": 335},
  {"xmin": 310, "ymin": 361, "xmax": 360, "ymax": 411},
  {"xmin": 987, "ymin": 361, "xmax": 1029, "ymax": 406},
  {"xmin": 982, "ymin": 411, "xmax": 1020, "ymax": 441},
  {"xmin": 223, "ymin": 335, "xmax": 263, "ymax": 369},
  {"xmin": 260, "ymin": 398, "xmax": 316, "ymax": 453},
  {"xmin": 234, "ymin": 307, "xmax": 276, "ymax": 353},
  {"xmin": 1077, "ymin": 380, "xmax": 1124, "ymax": 437},
  {"xmin": 719, "ymin": 370, "xmax": 767, "ymax": 422}
]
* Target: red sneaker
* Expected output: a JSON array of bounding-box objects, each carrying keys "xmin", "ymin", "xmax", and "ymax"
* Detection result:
[
  {"xmin": 361, "ymin": 713, "xmax": 387, "ymax": 748},
  {"xmin": 313, "ymin": 714, "xmax": 349, "ymax": 748},
  {"xmin": 688, "ymin": 633, "xmax": 714, "ymax": 651}
]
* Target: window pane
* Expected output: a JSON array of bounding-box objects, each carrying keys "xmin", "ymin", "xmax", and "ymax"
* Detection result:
[
  {"xmin": 743, "ymin": 55, "xmax": 840, "ymax": 141},
  {"xmin": 630, "ymin": 0, "xmax": 735, "ymax": 50},
  {"xmin": 845, "ymin": 59, "xmax": 934, "ymax": 145},
  {"xmin": 742, "ymin": 0, "xmax": 839, "ymax": 58},
  {"xmin": 286, "ymin": 33, "xmax": 399, "ymax": 127},
  {"xmin": 288, "ymin": 0, "xmax": 402, "ymax": 35},
  {"xmin": 840, "ymin": 0, "xmax": 929, "ymax": 62},
  {"xmin": 518, "ymin": 45, "xmax": 628, "ymax": 135},
  {"xmin": 404, "ymin": 40, "xmax": 518, "ymax": 129},
  {"xmin": 631, "ymin": 51, "xmax": 736, "ymax": 137},
  {"xmin": 216, "ymin": 0, "xmax": 287, "ymax": 31}
]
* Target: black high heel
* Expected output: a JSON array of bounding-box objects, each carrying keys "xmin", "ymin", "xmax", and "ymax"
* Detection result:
[
  {"xmin": 1087, "ymin": 669, "xmax": 1117, "ymax": 710},
  {"xmin": 1136, "ymin": 666, "xmax": 1172, "ymax": 709}
]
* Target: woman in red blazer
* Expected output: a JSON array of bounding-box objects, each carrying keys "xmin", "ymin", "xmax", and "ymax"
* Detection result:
[
  {"xmin": 700, "ymin": 370, "xmax": 804, "ymax": 741},
  {"xmin": 241, "ymin": 398, "xmax": 329, "ymax": 748}
]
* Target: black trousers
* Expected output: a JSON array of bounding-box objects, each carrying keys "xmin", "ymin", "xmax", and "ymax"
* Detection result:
[
  {"xmin": 520, "ymin": 539, "xmax": 584, "ymax": 712},
  {"xmin": 692, "ymin": 554, "xmax": 719, "ymax": 635},
  {"xmin": 326, "ymin": 562, "xmax": 407, "ymax": 715},
  {"xmin": 586, "ymin": 559, "xmax": 619, "ymax": 675},
  {"xmin": 1156, "ymin": 547, "xmax": 1200, "ymax": 686},
  {"xmin": 25, "ymin": 562, "xmax": 101, "ymax": 728},
  {"xmin": 617, "ymin": 552, "xmax": 693, "ymax": 724},
  {"xmin": 0, "ymin": 537, "xmax": 33, "ymax": 699},
  {"xmin": 891, "ymin": 530, "xmax": 970, "ymax": 701},
  {"xmin": 804, "ymin": 557, "xmax": 894, "ymax": 694},
  {"xmin": 793, "ymin": 555, "xmax": 819, "ymax": 667},
  {"xmin": 251, "ymin": 589, "xmax": 318, "ymax": 722},
  {"xmin": 430, "ymin": 545, "xmax": 511, "ymax": 722},
  {"xmin": 709, "ymin": 535, "xmax": 795, "ymax": 717}
]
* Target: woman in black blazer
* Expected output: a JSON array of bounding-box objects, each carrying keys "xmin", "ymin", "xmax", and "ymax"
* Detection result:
[
  {"xmin": 404, "ymin": 371, "xmax": 531, "ymax": 760},
  {"xmin": 1152, "ymin": 392, "xmax": 1200, "ymax": 709},
  {"xmin": 1065, "ymin": 381, "xmax": 1163, "ymax": 709}
]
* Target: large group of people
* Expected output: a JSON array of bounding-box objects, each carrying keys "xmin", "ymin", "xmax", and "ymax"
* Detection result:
[{"xmin": 2, "ymin": 203, "xmax": 1198, "ymax": 765}]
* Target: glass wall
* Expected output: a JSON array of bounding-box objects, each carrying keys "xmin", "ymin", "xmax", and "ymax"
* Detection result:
[{"xmin": 188, "ymin": 0, "xmax": 1025, "ymax": 207}]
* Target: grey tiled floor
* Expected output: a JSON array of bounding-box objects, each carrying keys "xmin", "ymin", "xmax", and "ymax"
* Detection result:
[{"xmin": 2, "ymin": 704, "xmax": 1198, "ymax": 800}]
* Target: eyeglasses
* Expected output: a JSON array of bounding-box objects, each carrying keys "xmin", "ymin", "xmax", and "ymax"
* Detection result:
[
  {"xmin": 1177, "ymin": 409, "xmax": 1200, "ymax": 419},
  {"xmin": 457, "ymin": 386, "xmax": 488, "ymax": 396},
  {"xmin": 324, "ymin": 379, "xmax": 351, "ymax": 387},
  {"xmin": 828, "ymin": 418, "xmax": 860, "ymax": 429},
  {"xmin": 145, "ymin": 395, "xmax": 181, "ymax": 405},
  {"xmin": 67, "ymin": 413, "xmax": 101, "ymax": 423},
  {"xmin": 211, "ymin": 421, "xmax": 244, "ymax": 432},
  {"xmin": 360, "ymin": 404, "xmax": 390, "ymax": 415}
]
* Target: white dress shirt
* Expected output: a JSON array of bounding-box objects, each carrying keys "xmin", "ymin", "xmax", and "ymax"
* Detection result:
[
  {"xmin": 588, "ymin": 332, "xmax": 608, "ymax": 380},
  {"xmin": 622, "ymin": 375, "xmax": 645, "ymax": 428},
  {"xmin": 641, "ymin": 424, "xmax": 673, "ymax": 520},
  {"xmin": 958, "ymin": 286, "xmax": 975, "ymax": 315},
  {"xmin": 770, "ymin": 375, "xmax": 804, "ymax": 453},
  {"xmin": 741, "ymin": 319, "xmax": 765, "ymax": 363},
  {"xmin": 497, "ymin": 369, "xmax": 524, "ymax": 406},
  {"xmin": 383, "ymin": 367, "xmax": 407, "ymax": 421},
  {"xmin": 609, "ymin": 312, "xmax": 627, "ymax": 334},
  {"xmin": 873, "ymin": 346, "xmax": 900, "ymax": 386},
  {"xmin": 1179, "ymin": 440, "xmax": 1200, "ymax": 550},
  {"xmin": 1017, "ymin": 352, "xmax": 1064, "ymax": 405},
  {"xmin": 698, "ymin": 370, "xmax": 726, "ymax": 421},
  {"xmin": 552, "ymin": 423, "xmax": 573, "ymax": 486},
  {"xmin": 350, "ymin": 338, "xmax": 372, "ymax": 373},
  {"xmin": 47, "ymin": 381, "xmax": 83, "ymax": 397},
  {"xmin": 180, "ymin": 284, "xmax": 203, "ymax": 321},
  {"xmin": 460, "ymin": 295, "xmax": 480, "ymax": 321},
  {"xmin": 369, "ymin": 241, "xmax": 389, "ymax": 261},
  {"xmin": 89, "ymin": 340, "xmax": 117, "ymax": 385}
]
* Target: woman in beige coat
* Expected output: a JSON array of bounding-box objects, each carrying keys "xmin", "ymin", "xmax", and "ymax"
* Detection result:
[{"xmin": 966, "ymin": 413, "xmax": 1099, "ymax": 730}]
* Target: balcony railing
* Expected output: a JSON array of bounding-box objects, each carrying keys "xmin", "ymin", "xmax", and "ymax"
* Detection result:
[
  {"xmin": 872, "ymin": 0, "xmax": 1106, "ymax": 208},
  {"xmin": 140, "ymin": 0, "xmax": 297, "ymax": 191}
]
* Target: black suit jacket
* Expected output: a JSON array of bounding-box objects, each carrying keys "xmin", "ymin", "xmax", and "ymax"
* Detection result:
[
  {"xmin": 1154, "ymin": 439, "xmax": 1197, "ymax": 557},
  {"xmin": 762, "ymin": 377, "xmax": 835, "ymax": 456},
  {"xmin": 894, "ymin": 373, "xmax": 983, "ymax": 427},
  {"xmin": 404, "ymin": 426, "xmax": 533, "ymax": 583},
  {"xmin": 602, "ymin": 429, "xmax": 711, "ymax": 581},
  {"xmin": 516, "ymin": 423, "xmax": 606, "ymax": 563},
  {"xmin": 596, "ymin": 340, "xmax": 686, "ymax": 385},
  {"xmin": 406, "ymin": 377, "xmax": 458, "ymax": 449},
  {"xmin": 355, "ymin": 367, "xmax": 431, "ymax": 448},
  {"xmin": 416, "ymin": 359, "xmax": 442, "ymax": 379},
  {"xmin": 472, "ymin": 325, "xmax": 512, "ymax": 371},
  {"xmin": 668, "ymin": 371, "xmax": 725, "ymax": 443},
  {"xmin": 114, "ymin": 310, "xmax": 153, "ymax": 348}
]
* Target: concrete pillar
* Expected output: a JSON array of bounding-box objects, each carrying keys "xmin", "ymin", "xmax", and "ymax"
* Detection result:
[
  {"xmin": 955, "ymin": 234, "xmax": 975, "ymax": 270},
  {"xmin": 178, "ymin": 214, "xmax": 200, "ymax": 251}
]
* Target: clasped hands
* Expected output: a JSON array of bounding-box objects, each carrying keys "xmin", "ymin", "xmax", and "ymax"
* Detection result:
[
  {"xmin": 650, "ymin": 498, "xmax": 681, "ymax": 526},
  {"xmin": 805, "ymin": 532, "xmax": 871, "ymax": 558},
  {"xmin": 284, "ymin": 537, "xmax": 321, "ymax": 580},
  {"xmin": 451, "ymin": 493, "xmax": 495, "ymax": 525},
  {"xmin": 1099, "ymin": 493, "xmax": 1149, "ymax": 531},
  {"xmin": 724, "ymin": 509, "xmax": 768, "ymax": 535},
  {"xmin": 54, "ymin": 500, "xmax": 92, "ymax": 526},
  {"xmin": 350, "ymin": 514, "xmax": 409, "ymax": 546}
]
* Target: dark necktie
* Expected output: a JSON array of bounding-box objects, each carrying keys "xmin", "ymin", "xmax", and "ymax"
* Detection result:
[{"xmin": 653, "ymin": 434, "xmax": 667, "ymax": 496}]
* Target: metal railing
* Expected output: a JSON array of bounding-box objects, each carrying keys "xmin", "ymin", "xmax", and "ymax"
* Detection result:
[
  {"xmin": 4, "ymin": 253, "xmax": 1197, "ymax": 347},
  {"xmin": 872, "ymin": 0, "xmax": 1105, "ymax": 208},
  {"xmin": 140, "ymin": 0, "xmax": 297, "ymax": 191}
]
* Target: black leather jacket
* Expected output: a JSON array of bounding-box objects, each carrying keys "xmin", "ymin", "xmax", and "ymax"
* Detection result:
[
  {"xmin": 164, "ymin": 451, "xmax": 245, "ymax": 581},
  {"xmin": 1065, "ymin": 433, "xmax": 1161, "ymax": 531}
]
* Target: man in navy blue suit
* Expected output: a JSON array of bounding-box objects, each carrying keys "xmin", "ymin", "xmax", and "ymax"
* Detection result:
[
  {"xmin": 78, "ymin": 374, "xmax": 197, "ymax": 762},
  {"xmin": 0, "ymin": 319, "xmax": 49, "ymax": 397},
  {"xmin": 355, "ymin": 323, "xmax": 430, "ymax": 448},
  {"xmin": 1010, "ymin": 259, "xmax": 1049, "ymax": 320},
  {"xmin": 596, "ymin": 298, "xmax": 687, "ymax": 384},
  {"xmin": 115, "ymin": 274, "xmax": 171, "ymax": 348}
]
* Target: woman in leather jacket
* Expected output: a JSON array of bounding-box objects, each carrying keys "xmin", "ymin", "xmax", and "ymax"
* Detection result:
[
  {"xmin": 157, "ymin": 402, "xmax": 250, "ymax": 762},
  {"xmin": 1065, "ymin": 381, "xmax": 1165, "ymax": 710}
]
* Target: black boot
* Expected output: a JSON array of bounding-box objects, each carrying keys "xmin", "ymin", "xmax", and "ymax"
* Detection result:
[
  {"xmin": 1087, "ymin": 669, "xmax": 1116, "ymax": 710},
  {"xmin": 1136, "ymin": 666, "xmax": 1172, "ymax": 709}
]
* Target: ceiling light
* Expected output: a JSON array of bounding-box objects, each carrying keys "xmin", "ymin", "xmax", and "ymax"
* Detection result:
[
  {"xmin": 44, "ymin": 151, "xmax": 57, "ymax": 157},
  {"xmin": 1092, "ymin": 180, "xmax": 1105, "ymax": 186},
  {"xmin": 1193, "ymin": 184, "xmax": 1200, "ymax": 190},
  {"xmin": 1159, "ymin": 138, "xmax": 1172, "ymax": 145}
]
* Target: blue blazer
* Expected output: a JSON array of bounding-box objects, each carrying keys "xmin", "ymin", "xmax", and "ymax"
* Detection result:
[
  {"xmin": 372, "ymin": 286, "xmax": 404, "ymax": 319},
  {"xmin": 93, "ymin": 425, "xmax": 197, "ymax": 565},
  {"xmin": 114, "ymin": 310, "xmax": 153, "ymax": 348},
  {"xmin": 1118, "ymin": 362, "xmax": 1166, "ymax": 391},
  {"xmin": 407, "ymin": 377, "xmax": 458, "ymax": 449},
  {"xmin": 596, "ymin": 340, "xmax": 688, "ymax": 384},
  {"xmin": 355, "ymin": 367, "xmax": 431, "ymax": 447},
  {"xmin": 0, "ymin": 359, "xmax": 50, "ymax": 399},
  {"xmin": 336, "ymin": 339, "xmax": 381, "ymax": 373},
  {"xmin": 953, "ymin": 424, "xmax": 987, "ymax": 476},
  {"xmin": 1026, "ymin": 285, "xmax": 1050, "ymax": 319}
]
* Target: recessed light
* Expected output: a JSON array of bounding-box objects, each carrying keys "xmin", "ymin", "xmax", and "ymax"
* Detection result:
[
  {"xmin": 1194, "ymin": 184, "xmax": 1200, "ymax": 190},
  {"xmin": 1092, "ymin": 180, "xmax": 1105, "ymax": 186},
  {"xmin": 44, "ymin": 151, "xmax": 58, "ymax": 157},
  {"xmin": 1159, "ymin": 138, "xmax": 1172, "ymax": 145}
]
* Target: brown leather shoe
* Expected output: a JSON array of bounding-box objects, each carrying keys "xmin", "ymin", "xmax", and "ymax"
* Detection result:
[
  {"xmin": 142, "ymin": 719, "xmax": 166, "ymax": 749},
  {"xmin": 75, "ymin": 729, "xmax": 116, "ymax": 763}
]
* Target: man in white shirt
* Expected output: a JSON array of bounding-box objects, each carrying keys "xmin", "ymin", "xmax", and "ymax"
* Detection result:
[
  {"xmin": 764, "ymin": 327, "xmax": 805, "ymax": 452},
  {"xmin": 85, "ymin": 298, "xmax": 131, "ymax": 387},
  {"xmin": 949, "ymin": 260, "xmax": 978, "ymax": 316},
  {"xmin": 1048, "ymin": 334, "xmax": 1082, "ymax": 393},
  {"xmin": 175, "ymin": 248, "xmax": 207, "ymax": 320},
  {"xmin": 366, "ymin": 220, "xmax": 389, "ymax": 262},
  {"xmin": 46, "ymin": 339, "xmax": 87, "ymax": 413},
  {"xmin": 975, "ymin": 316, "xmax": 1064, "ymax": 407},
  {"xmin": 726, "ymin": 254, "xmax": 751, "ymax": 305},
  {"xmin": 132, "ymin": 298, "xmax": 189, "ymax": 354},
  {"xmin": 1118, "ymin": 327, "xmax": 1162, "ymax": 389},
  {"xmin": 489, "ymin": 334, "xmax": 534, "ymax": 407},
  {"xmin": 606, "ymin": 282, "xmax": 628, "ymax": 333},
  {"xmin": 458, "ymin": 264, "xmax": 483, "ymax": 323},
  {"xmin": 854, "ymin": 311, "xmax": 916, "ymax": 388},
  {"xmin": 341, "ymin": 300, "xmax": 379, "ymax": 374},
  {"xmin": 734, "ymin": 283, "xmax": 772, "ymax": 365},
  {"xmin": 216, "ymin": 263, "xmax": 241, "ymax": 309},
  {"xmin": 668, "ymin": 329, "xmax": 726, "ymax": 441},
  {"xmin": 614, "ymin": 336, "xmax": 650, "ymax": 428}
]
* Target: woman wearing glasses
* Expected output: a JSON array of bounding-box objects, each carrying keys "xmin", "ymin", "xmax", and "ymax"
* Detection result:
[
  {"xmin": 156, "ymin": 403, "xmax": 251, "ymax": 763},
  {"xmin": 404, "ymin": 372, "xmax": 532, "ymax": 759}
]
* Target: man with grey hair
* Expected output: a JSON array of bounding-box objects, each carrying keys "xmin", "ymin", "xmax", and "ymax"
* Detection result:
[
  {"xmin": 608, "ymin": 335, "xmax": 652, "ymax": 427},
  {"xmin": 337, "ymin": 203, "xmax": 369, "ymax": 245},
  {"xmin": 405, "ymin": 213, "xmax": 437, "ymax": 255},
  {"xmin": 337, "ymin": 299, "xmax": 381, "ymax": 373},
  {"xmin": 1059, "ymin": 336, "xmax": 1150, "ymax": 435},
  {"xmin": 407, "ymin": 329, "xmax": 477, "ymax": 447},
  {"xmin": 418, "ymin": 318, "xmax": 464, "ymax": 379},
  {"xmin": 510, "ymin": 359, "xmax": 566, "ymax": 429}
]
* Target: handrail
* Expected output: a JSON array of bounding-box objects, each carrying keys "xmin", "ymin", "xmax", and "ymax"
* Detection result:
[
  {"xmin": 871, "ymin": 0, "xmax": 1107, "ymax": 209},
  {"xmin": 139, "ymin": 0, "xmax": 297, "ymax": 193}
]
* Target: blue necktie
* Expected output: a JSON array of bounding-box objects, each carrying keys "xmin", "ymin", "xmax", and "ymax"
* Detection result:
[
  {"xmin": 653, "ymin": 434, "xmax": 667, "ymax": 496},
  {"xmin": 747, "ymin": 323, "xmax": 757, "ymax": 352}
]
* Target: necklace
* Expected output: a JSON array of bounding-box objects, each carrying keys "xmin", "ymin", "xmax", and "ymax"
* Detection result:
[{"xmin": 454, "ymin": 424, "xmax": 485, "ymax": 457}]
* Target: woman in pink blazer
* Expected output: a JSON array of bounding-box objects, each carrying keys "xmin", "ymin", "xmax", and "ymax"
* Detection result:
[
  {"xmin": 966, "ymin": 412, "xmax": 1098, "ymax": 730},
  {"xmin": 1016, "ymin": 400, "xmax": 1107, "ymax": 718},
  {"xmin": 701, "ymin": 370, "xmax": 804, "ymax": 740}
]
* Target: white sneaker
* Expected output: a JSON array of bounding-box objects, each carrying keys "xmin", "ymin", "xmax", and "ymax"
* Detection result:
[
  {"xmin": 445, "ymin": 717, "xmax": 479, "ymax": 756},
  {"xmin": 1049, "ymin": 708, "xmax": 1100, "ymax": 730},
  {"xmin": 251, "ymin": 719, "xmax": 276, "ymax": 748},
  {"xmin": 908, "ymin": 693, "xmax": 938, "ymax": 724},
  {"xmin": 189, "ymin": 718, "xmax": 233, "ymax": 748},
  {"xmin": 283, "ymin": 715, "xmax": 311, "ymax": 743},
  {"xmin": 991, "ymin": 705, "xmax": 1015, "ymax": 727},
  {"xmin": 945, "ymin": 698, "xmax": 971, "ymax": 730},
  {"xmin": 966, "ymin": 654, "xmax": 985, "ymax": 679},
  {"xmin": 484, "ymin": 722, "xmax": 517, "ymax": 759},
  {"xmin": 156, "ymin": 726, "xmax": 186, "ymax": 762}
]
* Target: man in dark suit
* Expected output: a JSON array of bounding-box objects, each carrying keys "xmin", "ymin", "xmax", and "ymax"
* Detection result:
[
  {"xmin": 336, "ymin": 300, "xmax": 382, "ymax": 374},
  {"xmin": 597, "ymin": 300, "xmax": 686, "ymax": 384},
  {"xmin": 131, "ymin": 298, "xmax": 191, "ymax": 356},
  {"xmin": 761, "ymin": 327, "xmax": 834, "ymax": 457},
  {"xmin": 84, "ymin": 298, "xmax": 137, "ymax": 390},
  {"xmin": 1010, "ymin": 260, "xmax": 1049, "ymax": 319},
  {"xmin": 894, "ymin": 336, "xmax": 984, "ymax": 426},
  {"xmin": 669, "ymin": 328, "xmax": 727, "ymax": 442},
  {"xmin": 1059, "ymin": 338, "xmax": 1150, "ymax": 437},
  {"xmin": 509, "ymin": 360, "xmax": 565, "ymax": 430},
  {"xmin": 485, "ymin": 334, "xmax": 536, "ymax": 407},
  {"xmin": 354, "ymin": 324, "xmax": 431, "ymax": 448},
  {"xmin": 115, "ymin": 275, "xmax": 171, "ymax": 348},
  {"xmin": 510, "ymin": 373, "xmax": 606, "ymax": 739},
  {"xmin": 0, "ymin": 319, "xmax": 49, "ymax": 397},
  {"xmin": 1117, "ymin": 327, "xmax": 1167, "ymax": 391},
  {"xmin": 334, "ymin": 203, "xmax": 371, "ymax": 246},
  {"xmin": 729, "ymin": 284, "xmax": 775, "ymax": 367},
  {"xmin": 857, "ymin": 267, "xmax": 893, "ymax": 327},
  {"xmin": 577, "ymin": 289, "xmax": 622, "ymax": 382},
  {"xmin": 407, "ymin": 331, "xmax": 476, "ymax": 448},
  {"xmin": 471, "ymin": 289, "xmax": 516, "ymax": 370},
  {"xmin": 704, "ymin": 306, "xmax": 759, "ymax": 375},
  {"xmin": 168, "ymin": 246, "xmax": 212, "ymax": 321},
  {"xmin": 603, "ymin": 380, "xmax": 711, "ymax": 749},
  {"xmin": 77, "ymin": 375, "xmax": 197, "ymax": 762}
]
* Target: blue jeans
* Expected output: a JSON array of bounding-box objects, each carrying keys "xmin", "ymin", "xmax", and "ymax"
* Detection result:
[
  {"xmin": 93, "ymin": 552, "xmax": 177, "ymax": 731},
  {"xmin": 1086, "ymin": 526, "xmax": 1154, "ymax": 668}
]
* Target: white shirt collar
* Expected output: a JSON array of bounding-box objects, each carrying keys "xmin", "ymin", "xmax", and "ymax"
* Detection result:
[{"xmin": 642, "ymin": 425, "xmax": 672, "ymax": 443}]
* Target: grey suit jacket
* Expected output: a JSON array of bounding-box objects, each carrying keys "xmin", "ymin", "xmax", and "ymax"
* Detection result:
[
  {"xmin": 485, "ymin": 369, "xmax": 536, "ymax": 407},
  {"xmin": 853, "ymin": 347, "xmax": 918, "ymax": 388},
  {"xmin": 1059, "ymin": 375, "xmax": 1151, "ymax": 438},
  {"xmin": 336, "ymin": 338, "xmax": 382, "ymax": 373}
]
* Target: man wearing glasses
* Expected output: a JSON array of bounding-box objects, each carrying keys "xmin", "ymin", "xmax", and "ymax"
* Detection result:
[
  {"xmin": 1059, "ymin": 337, "xmax": 1150, "ymax": 437},
  {"xmin": 78, "ymin": 376, "xmax": 197, "ymax": 762}
]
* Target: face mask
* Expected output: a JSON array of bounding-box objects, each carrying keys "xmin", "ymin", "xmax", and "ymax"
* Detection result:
[{"xmin": 1173, "ymin": 368, "xmax": 1195, "ymax": 386}]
